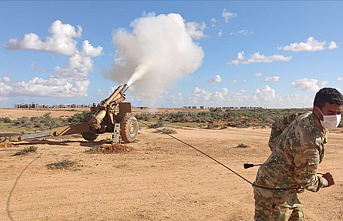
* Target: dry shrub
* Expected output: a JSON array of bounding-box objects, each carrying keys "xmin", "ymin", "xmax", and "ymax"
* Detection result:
[
  {"xmin": 86, "ymin": 144, "xmax": 133, "ymax": 154},
  {"xmin": 13, "ymin": 146, "xmax": 37, "ymax": 156},
  {"xmin": 235, "ymin": 143, "xmax": 249, "ymax": 148},
  {"xmin": 46, "ymin": 159, "xmax": 76, "ymax": 170},
  {"xmin": 154, "ymin": 127, "xmax": 177, "ymax": 134}
]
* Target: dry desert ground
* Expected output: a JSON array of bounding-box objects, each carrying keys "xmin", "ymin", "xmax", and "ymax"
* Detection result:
[{"xmin": 0, "ymin": 109, "xmax": 342, "ymax": 221}]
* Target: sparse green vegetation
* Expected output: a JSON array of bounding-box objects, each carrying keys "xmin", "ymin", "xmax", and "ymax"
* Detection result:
[
  {"xmin": 12, "ymin": 112, "xmax": 65, "ymax": 131},
  {"xmin": 1, "ymin": 111, "xmax": 91, "ymax": 133},
  {"xmin": 0, "ymin": 117, "xmax": 12, "ymax": 123},
  {"xmin": 67, "ymin": 111, "xmax": 90, "ymax": 124},
  {"xmin": 136, "ymin": 108, "xmax": 319, "ymax": 129},
  {"xmin": 148, "ymin": 117, "xmax": 164, "ymax": 128}
]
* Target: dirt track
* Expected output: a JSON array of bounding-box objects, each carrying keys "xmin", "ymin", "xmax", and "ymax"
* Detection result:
[{"xmin": 1, "ymin": 126, "xmax": 343, "ymax": 221}]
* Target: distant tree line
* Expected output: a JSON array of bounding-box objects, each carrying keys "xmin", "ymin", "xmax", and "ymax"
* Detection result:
[
  {"xmin": 1, "ymin": 109, "xmax": 342, "ymax": 132},
  {"xmin": 135, "ymin": 108, "xmax": 343, "ymax": 129}
]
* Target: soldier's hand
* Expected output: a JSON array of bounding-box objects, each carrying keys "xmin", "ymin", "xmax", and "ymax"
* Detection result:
[{"xmin": 322, "ymin": 172, "xmax": 335, "ymax": 187}]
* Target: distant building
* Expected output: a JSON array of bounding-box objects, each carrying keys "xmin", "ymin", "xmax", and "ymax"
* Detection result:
[{"xmin": 14, "ymin": 103, "xmax": 92, "ymax": 109}]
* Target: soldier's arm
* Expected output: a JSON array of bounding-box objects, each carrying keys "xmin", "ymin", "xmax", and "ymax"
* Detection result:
[{"xmin": 293, "ymin": 144, "xmax": 329, "ymax": 192}]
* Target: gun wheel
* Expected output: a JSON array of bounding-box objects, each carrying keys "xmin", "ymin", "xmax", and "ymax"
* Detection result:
[
  {"xmin": 120, "ymin": 114, "xmax": 138, "ymax": 143},
  {"xmin": 81, "ymin": 132, "xmax": 98, "ymax": 141}
]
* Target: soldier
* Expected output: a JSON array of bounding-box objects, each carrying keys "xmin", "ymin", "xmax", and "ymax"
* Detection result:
[{"xmin": 253, "ymin": 87, "xmax": 343, "ymax": 221}]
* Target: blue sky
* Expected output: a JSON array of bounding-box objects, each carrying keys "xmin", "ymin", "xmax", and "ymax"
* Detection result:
[{"xmin": 0, "ymin": 1, "xmax": 342, "ymax": 108}]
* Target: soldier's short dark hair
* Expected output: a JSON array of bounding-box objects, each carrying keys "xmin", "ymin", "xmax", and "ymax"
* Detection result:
[{"xmin": 313, "ymin": 87, "xmax": 343, "ymax": 109}]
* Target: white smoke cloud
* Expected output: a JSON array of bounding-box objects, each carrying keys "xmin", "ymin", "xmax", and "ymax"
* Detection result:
[
  {"xmin": 4, "ymin": 20, "xmax": 82, "ymax": 56},
  {"xmin": 229, "ymin": 51, "xmax": 292, "ymax": 65},
  {"xmin": 279, "ymin": 37, "xmax": 338, "ymax": 52},
  {"xmin": 207, "ymin": 75, "xmax": 222, "ymax": 84},
  {"xmin": 186, "ymin": 21, "xmax": 206, "ymax": 40},
  {"xmin": 104, "ymin": 13, "xmax": 205, "ymax": 107}
]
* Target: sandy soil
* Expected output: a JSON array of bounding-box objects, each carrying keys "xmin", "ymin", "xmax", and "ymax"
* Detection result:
[{"xmin": 0, "ymin": 111, "xmax": 342, "ymax": 221}]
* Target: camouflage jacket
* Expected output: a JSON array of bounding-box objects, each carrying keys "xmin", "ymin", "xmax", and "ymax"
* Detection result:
[{"xmin": 255, "ymin": 111, "xmax": 328, "ymax": 192}]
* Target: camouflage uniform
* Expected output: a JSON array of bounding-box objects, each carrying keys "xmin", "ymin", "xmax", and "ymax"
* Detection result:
[{"xmin": 254, "ymin": 111, "xmax": 328, "ymax": 221}]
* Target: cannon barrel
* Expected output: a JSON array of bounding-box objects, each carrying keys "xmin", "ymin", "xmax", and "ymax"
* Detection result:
[
  {"xmin": 91, "ymin": 84, "xmax": 130, "ymax": 130},
  {"xmin": 121, "ymin": 84, "xmax": 129, "ymax": 94}
]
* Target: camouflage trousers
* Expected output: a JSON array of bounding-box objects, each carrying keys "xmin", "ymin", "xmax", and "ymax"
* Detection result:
[{"xmin": 253, "ymin": 186, "xmax": 305, "ymax": 221}]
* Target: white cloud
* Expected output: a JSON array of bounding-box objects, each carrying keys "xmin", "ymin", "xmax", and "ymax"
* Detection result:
[
  {"xmin": 188, "ymin": 87, "xmax": 229, "ymax": 104},
  {"xmin": 39, "ymin": 68, "xmax": 50, "ymax": 72},
  {"xmin": 31, "ymin": 62, "xmax": 36, "ymax": 71},
  {"xmin": 0, "ymin": 77, "xmax": 89, "ymax": 98},
  {"xmin": 207, "ymin": 75, "xmax": 222, "ymax": 84},
  {"xmin": 279, "ymin": 37, "xmax": 338, "ymax": 52},
  {"xmin": 265, "ymin": 76, "xmax": 280, "ymax": 82},
  {"xmin": 231, "ymin": 80, "xmax": 238, "ymax": 83},
  {"xmin": 52, "ymin": 40, "xmax": 103, "ymax": 79},
  {"xmin": 184, "ymin": 85, "xmax": 312, "ymax": 108},
  {"xmin": 2, "ymin": 76, "xmax": 11, "ymax": 82},
  {"xmin": 338, "ymin": 77, "xmax": 343, "ymax": 81},
  {"xmin": 4, "ymin": 20, "xmax": 82, "ymax": 56},
  {"xmin": 211, "ymin": 18, "xmax": 217, "ymax": 28},
  {"xmin": 229, "ymin": 30, "xmax": 253, "ymax": 35},
  {"xmin": 255, "ymin": 72, "xmax": 262, "ymax": 77},
  {"xmin": 291, "ymin": 78, "xmax": 319, "ymax": 92},
  {"xmin": 250, "ymin": 85, "xmax": 312, "ymax": 108},
  {"xmin": 217, "ymin": 30, "xmax": 223, "ymax": 37},
  {"xmin": 1, "ymin": 21, "xmax": 103, "ymax": 100},
  {"xmin": 222, "ymin": 8, "xmax": 237, "ymax": 23},
  {"xmin": 321, "ymin": 81, "xmax": 328, "ymax": 87},
  {"xmin": 229, "ymin": 51, "xmax": 292, "ymax": 65},
  {"xmin": 186, "ymin": 21, "xmax": 206, "ymax": 40},
  {"xmin": 168, "ymin": 92, "xmax": 183, "ymax": 104}
]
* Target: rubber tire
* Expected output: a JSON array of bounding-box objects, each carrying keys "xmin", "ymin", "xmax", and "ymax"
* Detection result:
[
  {"xmin": 120, "ymin": 114, "xmax": 138, "ymax": 143},
  {"xmin": 81, "ymin": 132, "xmax": 98, "ymax": 141}
]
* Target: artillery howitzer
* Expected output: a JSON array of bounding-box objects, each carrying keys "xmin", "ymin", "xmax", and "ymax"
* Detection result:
[{"xmin": 1, "ymin": 84, "xmax": 139, "ymax": 143}]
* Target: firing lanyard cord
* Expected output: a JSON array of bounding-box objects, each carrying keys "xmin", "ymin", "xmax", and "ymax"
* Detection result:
[
  {"xmin": 138, "ymin": 121, "xmax": 253, "ymax": 186},
  {"xmin": 138, "ymin": 120, "xmax": 304, "ymax": 191}
]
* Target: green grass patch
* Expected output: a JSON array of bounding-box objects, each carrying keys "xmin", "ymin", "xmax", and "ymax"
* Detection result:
[{"xmin": 0, "ymin": 122, "xmax": 26, "ymax": 133}]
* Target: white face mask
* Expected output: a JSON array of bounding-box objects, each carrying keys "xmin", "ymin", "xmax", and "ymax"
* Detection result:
[{"xmin": 318, "ymin": 109, "xmax": 342, "ymax": 130}]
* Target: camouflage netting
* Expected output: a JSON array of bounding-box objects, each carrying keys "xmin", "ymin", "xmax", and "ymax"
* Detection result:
[{"xmin": 86, "ymin": 144, "xmax": 133, "ymax": 154}]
